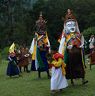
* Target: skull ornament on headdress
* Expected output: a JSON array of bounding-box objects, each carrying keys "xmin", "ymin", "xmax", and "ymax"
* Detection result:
[{"xmin": 64, "ymin": 9, "xmax": 80, "ymax": 34}]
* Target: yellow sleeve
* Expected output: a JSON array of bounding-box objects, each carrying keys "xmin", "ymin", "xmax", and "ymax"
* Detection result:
[
  {"xmin": 53, "ymin": 58, "xmax": 63, "ymax": 67},
  {"xmin": 62, "ymin": 62, "xmax": 66, "ymax": 68}
]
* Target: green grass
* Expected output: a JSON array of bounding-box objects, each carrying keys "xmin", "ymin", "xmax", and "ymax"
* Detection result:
[{"xmin": 0, "ymin": 60, "xmax": 95, "ymax": 96}]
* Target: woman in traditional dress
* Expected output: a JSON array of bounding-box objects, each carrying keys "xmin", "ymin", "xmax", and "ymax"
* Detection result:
[{"xmin": 7, "ymin": 43, "xmax": 20, "ymax": 77}]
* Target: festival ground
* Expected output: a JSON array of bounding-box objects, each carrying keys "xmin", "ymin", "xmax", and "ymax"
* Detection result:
[{"xmin": 0, "ymin": 59, "xmax": 95, "ymax": 96}]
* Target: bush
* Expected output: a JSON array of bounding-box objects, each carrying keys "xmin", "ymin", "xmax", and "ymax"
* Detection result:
[
  {"xmin": 83, "ymin": 27, "xmax": 95, "ymax": 54},
  {"xmin": 1, "ymin": 47, "xmax": 9, "ymax": 59},
  {"xmin": 83, "ymin": 27, "xmax": 95, "ymax": 37}
]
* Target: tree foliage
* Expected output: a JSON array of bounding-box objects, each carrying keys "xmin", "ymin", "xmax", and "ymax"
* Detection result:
[{"xmin": 0, "ymin": 0, "xmax": 95, "ymax": 49}]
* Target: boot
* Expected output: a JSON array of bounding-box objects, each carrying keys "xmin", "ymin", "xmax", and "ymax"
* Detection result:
[{"xmin": 82, "ymin": 78, "xmax": 88, "ymax": 85}]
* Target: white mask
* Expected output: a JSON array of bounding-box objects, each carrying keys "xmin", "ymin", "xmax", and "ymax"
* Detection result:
[{"xmin": 65, "ymin": 21, "xmax": 76, "ymax": 34}]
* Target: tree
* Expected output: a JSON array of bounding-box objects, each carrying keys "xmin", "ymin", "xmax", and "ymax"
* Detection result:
[
  {"xmin": 0, "ymin": 0, "xmax": 34, "ymax": 48},
  {"xmin": 0, "ymin": 0, "xmax": 95, "ymax": 49}
]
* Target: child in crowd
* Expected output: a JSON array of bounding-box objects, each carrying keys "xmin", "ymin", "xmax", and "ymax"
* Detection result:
[
  {"xmin": 7, "ymin": 43, "xmax": 20, "ymax": 77},
  {"xmin": 50, "ymin": 48, "xmax": 68, "ymax": 94}
]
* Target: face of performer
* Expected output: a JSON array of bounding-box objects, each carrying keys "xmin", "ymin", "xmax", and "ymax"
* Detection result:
[{"xmin": 65, "ymin": 21, "xmax": 76, "ymax": 34}]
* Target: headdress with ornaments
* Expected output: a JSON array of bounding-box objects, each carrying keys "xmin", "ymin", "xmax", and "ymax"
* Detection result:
[
  {"xmin": 64, "ymin": 9, "xmax": 76, "ymax": 23},
  {"xmin": 39, "ymin": 11, "xmax": 43, "ymax": 17},
  {"xmin": 36, "ymin": 12, "xmax": 46, "ymax": 35}
]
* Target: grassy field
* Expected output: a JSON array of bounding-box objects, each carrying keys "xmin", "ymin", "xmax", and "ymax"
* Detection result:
[{"xmin": 0, "ymin": 60, "xmax": 95, "ymax": 96}]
